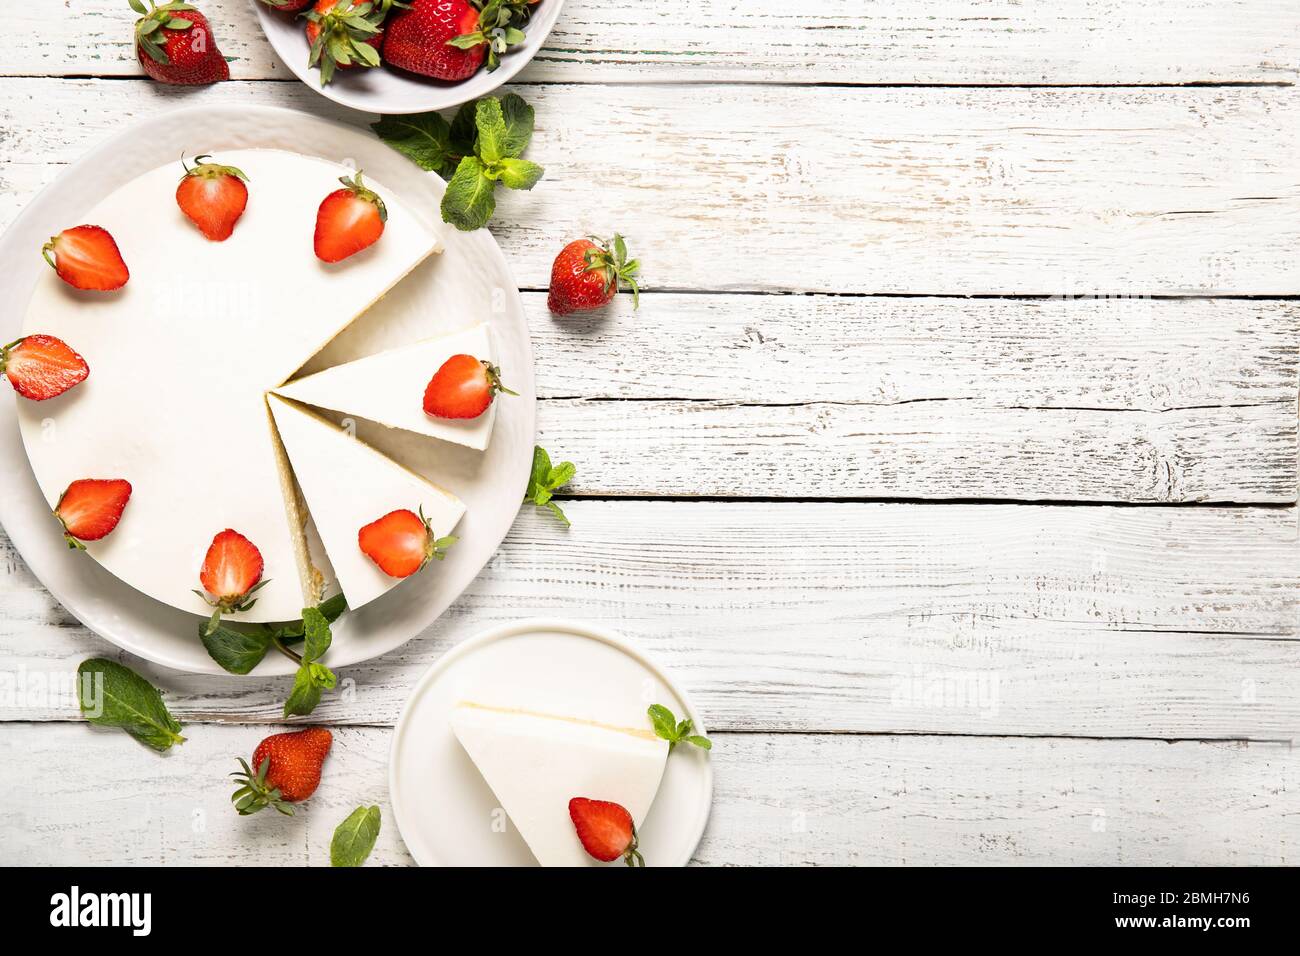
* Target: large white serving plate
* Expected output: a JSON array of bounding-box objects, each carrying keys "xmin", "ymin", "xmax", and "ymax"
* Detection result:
[
  {"xmin": 253, "ymin": 0, "xmax": 567, "ymax": 115},
  {"xmin": 0, "ymin": 105, "xmax": 535, "ymax": 676},
  {"xmin": 390, "ymin": 620, "xmax": 714, "ymax": 867}
]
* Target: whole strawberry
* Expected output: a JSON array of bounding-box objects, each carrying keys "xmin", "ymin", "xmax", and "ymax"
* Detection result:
[
  {"xmin": 382, "ymin": 0, "xmax": 485, "ymax": 81},
  {"xmin": 130, "ymin": 0, "xmax": 230, "ymax": 86},
  {"xmin": 548, "ymin": 235, "xmax": 641, "ymax": 316},
  {"xmin": 231, "ymin": 728, "xmax": 333, "ymax": 815},
  {"xmin": 255, "ymin": 0, "xmax": 315, "ymax": 11},
  {"xmin": 305, "ymin": 0, "xmax": 387, "ymax": 86}
]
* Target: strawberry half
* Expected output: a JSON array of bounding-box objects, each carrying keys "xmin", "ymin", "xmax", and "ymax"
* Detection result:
[
  {"xmin": 54, "ymin": 479, "xmax": 133, "ymax": 549},
  {"xmin": 357, "ymin": 507, "xmax": 455, "ymax": 578},
  {"xmin": 231, "ymin": 728, "xmax": 333, "ymax": 815},
  {"xmin": 548, "ymin": 235, "xmax": 640, "ymax": 316},
  {"xmin": 196, "ymin": 529, "xmax": 267, "ymax": 622},
  {"xmin": 314, "ymin": 172, "xmax": 387, "ymax": 263},
  {"xmin": 176, "ymin": 155, "xmax": 249, "ymax": 241},
  {"xmin": 422, "ymin": 354, "xmax": 515, "ymax": 420},
  {"xmin": 568, "ymin": 797, "xmax": 644, "ymax": 866},
  {"xmin": 1, "ymin": 334, "xmax": 90, "ymax": 401},
  {"xmin": 42, "ymin": 225, "xmax": 129, "ymax": 291}
]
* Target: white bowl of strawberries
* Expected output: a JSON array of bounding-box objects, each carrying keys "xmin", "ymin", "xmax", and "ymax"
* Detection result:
[{"xmin": 253, "ymin": 0, "xmax": 561, "ymax": 114}]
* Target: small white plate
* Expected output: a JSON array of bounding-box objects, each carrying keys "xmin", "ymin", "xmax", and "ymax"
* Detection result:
[
  {"xmin": 253, "ymin": 0, "xmax": 568, "ymax": 115},
  {"xmin": 389, "ymin": 619, "xmax": 714, "ymax": 866},
  {"xmin": 0, "ymin": 105, "xmax": 535, "ymax": 675}
]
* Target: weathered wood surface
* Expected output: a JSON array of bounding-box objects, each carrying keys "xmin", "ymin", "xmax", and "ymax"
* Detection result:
[
  {"xmin": 2, "ymin": 81, "xmax": 1298, "ymax": 295},
  {"xmin": 9, "ymin": 1, "xmax": 1299, "ymax": 84},
  {"xmin": 1, "ymin": 724, "xmax": 1293, "ymax": 865},
  {"xmin": 4, "ymin": 502, "xmax": 1296, "ymax": 738}
]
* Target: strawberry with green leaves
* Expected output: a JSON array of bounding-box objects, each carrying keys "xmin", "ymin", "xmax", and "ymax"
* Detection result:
[
  {"xmin": 176, "ymin": 155, "xmax": 249, "ymax": 241},
  {"xmin": 569, "ymin": 798, "xmax": 644, "ymax": 866},
  {"xmin": 42, "ymin": 226, "xmax": 129, "ymax": 291},
  {"xmin": 1, "ymin": 334, "xmax": 89, "ymax": 401},
  {"xmin": 423, "ymin": 354, "xmax": 515, "ymax": 420},
  {"xmin": 54, "ymin": 479, "xmax": 133, "ymax": 549},
  {"xmin": 314, "ymin": 171, "xmax": 388, "ymax": 262},
  {"xmin": 255, "ymin": 0, "xmax": 314, "ymax": 11},
  {"xmin": 305, "ymin": 0, "xmax": 393, "ymax": 86},
  {"xmin": 231, "ymin": 728, "xmax": 333, "ymax": 815},
  {"xmin": 130, "ymin": 0, "xmax": 230, "ymax": 86},
  {"xmin": 548, "ymin": 235, "xmax": 640, "ymax": 316},
  {"xmin": 523, "ymin": 445, "xmax": 574, "ymax": 525},
  {"xmin": 358, "ymin": 507, "xmax": 456, "ymax": 578},
  {"xmin": 196, "ymin": 529, "xmax": 268, "ymax": 630}
]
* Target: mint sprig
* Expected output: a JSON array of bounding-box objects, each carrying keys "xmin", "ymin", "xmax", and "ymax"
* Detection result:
[
  {"xmin": 524, "ymin": 445, "xmax": 575, "ymax": 525},
  {"xmin": 648, "ymin": 704, "xmax": 712, "ymax": 751},
  {"xmin": 372, "ymin": 93, "xmax": 543, "ymax": 232}
]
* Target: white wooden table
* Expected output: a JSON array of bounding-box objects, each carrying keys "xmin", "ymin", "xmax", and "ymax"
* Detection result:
[{"xmin": 1, "ymin": 0, "xmax": 1297, "ymax": 866}]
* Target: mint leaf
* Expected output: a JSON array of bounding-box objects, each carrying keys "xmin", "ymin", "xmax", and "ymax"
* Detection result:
[
  {"xmin": 370, "ymin": 113, "xmax": 464, "ymax": 180},
  {"xmin": 498, "ymin": 92, "xmax": 535, "ymax": 158},
  {"xmin": 331, "ymin": 805, "xmax": 382, "ymax": 867},
  {"xmin": 284, "ymin": 665, "xmax": 323, "ymax": 718},
  {"xmin": 302, "ymin": 606, "xmax": 331, "ymax": 662},
  {"xmin": 441, "ymin": 156, "xmax": 497, "ymax": 232},
  {"xmin": 319, "ymin": 592, "xmax": 348, "ymax": 624},
  {"xmin": 77, "ymin": 658, "xmax": 185, "ymax": 752},
  {"xmin": 495, "ymin": 157, "xmax": 544, "ymax": 191},
  {"xmin": 524, "ymin": 445, "xmax": 575, "ymax": 524},
  {"xmin": 647, "ymin": 703, "xmax": 712, "ymax": 752},
  {"xmin": 200, "ymin": 622, "xmax": 272, "ymax": 675},
  {"xmin": 475, "ymin": 97, "xmax": 509, "ymax": 165},
  {"xmin": 450, "ymin": 101, "xmax": 478, "ymax": 156}
]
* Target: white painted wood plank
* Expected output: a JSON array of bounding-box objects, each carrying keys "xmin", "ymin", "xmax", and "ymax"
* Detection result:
[
  {"xmin": 8, "ymin": 0, "xmax": 1299, "ymax": 84},
  {"xmin": 3, "ymin": 503, "xmax": 1295, "ymax": 738},
  {"xmin": 1, "ymin": 724, "xmax": 1293, "ymax": 865},
  {"xmin": 1, "ymin": 80, "xmax": 1296, "ymax": 295}
]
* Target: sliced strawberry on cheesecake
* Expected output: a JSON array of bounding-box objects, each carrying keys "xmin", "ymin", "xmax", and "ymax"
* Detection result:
[
  {"xmin": 1, "ymin": 334, "xmax": 89, "ymax": 401},
  {"xmin": 197, "ymin": 529, "xmax": 268, "ymax": 627},
  {"xmin": 176, "ymin": 155, "xmax": 249, "ymax": 241},
  {"xmin": 314, "ymin": 172, "xmax": 387, "ymax": 263},
  {"xmin": 422, "ymin": 353, "xmax": 515, "ymax": 420},
  {"xmin": 42, "ymin": 226, "xmax": 129, "ymax": 291},
  {"xmin": 357, "ymin": 507, "xmax": 455, "ymax": 578},
  {"xmin": 54, "ymin": 479, "xmax": 133, "ymax": 549},
  {"xmin": 568, "ymin": 798, "xmax": 645, "ymax": 867}
]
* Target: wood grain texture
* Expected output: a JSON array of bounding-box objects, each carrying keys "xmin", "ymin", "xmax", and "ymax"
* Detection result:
[
  {"xmin": 1, "ymin": 724, "xmax": 1293, "ymax": 865},
  {"xmin": 8, "ymin": 0, "xmax": 1299, "ymax": 84},
  {"xmin": 4, "ymin": 502, "xmax": 1296, "ymax": 738},
  {"xmin": 1, "ymin": 81, "xmax": 1297, "ymax": 295}
]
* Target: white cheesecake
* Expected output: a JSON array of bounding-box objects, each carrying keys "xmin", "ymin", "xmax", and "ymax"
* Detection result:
[
  {"xmin": 267, "ymin": 394, "xmax": 465, "ymax": 611},
  {"xmin": 450, "ymin": 702, "xmax": 669, "ymax": 866},
  {"xmin": 17, "ymin": 149, "xmax": 441, "ymax": 621},
  {"xmin": 275, "ymin": 323, "xmax": 498, "ymax": 450}
]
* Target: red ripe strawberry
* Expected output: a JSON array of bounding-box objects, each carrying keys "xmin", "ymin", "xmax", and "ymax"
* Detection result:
[
  {"xmin": 54, "ymin": 479, "xmax": 133, "ymax": 549},
  {"xmin": 231, "ymin": 728, "xmax": 333, "ymax": 815},
  {"xmin": 176, "ymin": 155, "xmax": 249, "ymax": 241},
  {"xmin": 1, "ymin": 335, "xmax": 90, "ymax": 401},
  {"xmin": 358, "ymin": 507, "xmax": 455, "ymax": 578},
  {"xmin": 255, "ymin": 0, "xmax": 314, "ymax": 11},
  {"xmin": 41, "ymin": 226, "xmax": 129, "ymax": 291},
  {"xmin": 423, "ymin": 354, "xmax": 515, "ymax": 420},
  {"xmin": 305, "ymin": 0, "xmax": 387, "ymax": 86},
  {"xmin": 314, "ymin": 172, "xmax": 388, "ymax": 263},
  {"xmin": 131, "ymin": 0, "xmax": 230, "ymax": 86},
  {"xmin": 568, "ymin": 798, "xmax": 644, "ymax": 866},
  {"xmin": 197, "ymin": 529, "xmax": 267, "ymax": 618},
  {"xmin": 382, "ymin": 0, "xmax": 485, "ymax": 81},
  {"xmin": 548, "ymin": 235, "xmax": 641, "ymax": 316}
]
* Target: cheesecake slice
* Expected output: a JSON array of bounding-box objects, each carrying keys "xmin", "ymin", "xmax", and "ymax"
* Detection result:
[
  {"xmin": 266, "ymin": 394, "xmax": 464, "ymax": 611},
  {"xmin": 450, "ymin": 702, "xmax": 670, "ymax": 866},
  {"xmin": 274, "ymin": 323, "xmax": 498, "ymax": 450}
]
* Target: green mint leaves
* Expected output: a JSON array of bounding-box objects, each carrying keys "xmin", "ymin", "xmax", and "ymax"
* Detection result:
[
  {"xmin": 331, "ymin": 805, "xmax": 382, "ymax": 867},
  {"xmin": 77, "ymin": 658, "xmax": 185, "ymax": 752},
  {"xmin": 524, "ymin": 445, "xmax": 575, "ymax": 525},
  {"xmin": 197, "ymin": 594, "xmax": 348, "ymax": 718},
  {"xmin": 648, "ymin": 704, "xmax": 712, "ymax": 751},
  {"xmin": 372, "ymin": 93, "xmax": 543, "ymax": 232}
]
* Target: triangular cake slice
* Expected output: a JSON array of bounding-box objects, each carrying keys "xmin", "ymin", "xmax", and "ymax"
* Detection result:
[
  {"xmin": 274, "ymin": 323, "xmax": 497, "ymax": 450},
  {"xmin": 266, "ymin": 394, "xmax": 465, "ymax": 611},
  {"xmin": 450, "ymin": 702, "xmax": 669, "ymax": 866}
]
